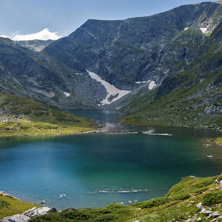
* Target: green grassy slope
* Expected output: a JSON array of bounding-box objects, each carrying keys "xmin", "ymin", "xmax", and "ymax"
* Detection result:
[
  {"xmin": 0, "ymin": 94, "xmax": 97, "ymax": 136},
  {"xmin": 0, "ymin": 194, "xmax": 38, "ymax": 219},
  {"xmin": 28, "ymin": 175, "xmax": 222, "ymax": 222}
]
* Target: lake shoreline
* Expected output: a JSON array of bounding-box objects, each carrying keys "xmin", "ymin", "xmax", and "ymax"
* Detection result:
[
  {"xmin": 0, "ymin": 126, "xmax": 222, "ymax": 146},
  {"xmin": 0, "ymin": 129, "xmax": 98, "ymax": 138},
  {"xmin": 0, "ymin": 124, "xmax": 222, "ymax": 147},
  {"xmin": 2, "ymin": 174, "xmax": 222, "ymax": 222}
]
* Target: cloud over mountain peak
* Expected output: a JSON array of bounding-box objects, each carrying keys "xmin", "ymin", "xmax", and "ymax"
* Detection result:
[{"xmin": 3, "ymin": 28, "xmax": 62, "ymax": 41}]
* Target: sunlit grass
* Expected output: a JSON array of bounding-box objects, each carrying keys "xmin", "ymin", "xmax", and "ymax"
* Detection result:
[
  {"xmin": 0, "ymin": 195, "xmax": 38, "ymax": 220},
  {"xmin": 0, "ymin": 94, "xmax": 98, "ymax": 137}
]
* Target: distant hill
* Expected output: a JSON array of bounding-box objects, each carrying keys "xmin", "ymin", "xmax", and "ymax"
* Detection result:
[{"xmin": 15, "ymin": 39, "xmax": 54, "ymax": 52}]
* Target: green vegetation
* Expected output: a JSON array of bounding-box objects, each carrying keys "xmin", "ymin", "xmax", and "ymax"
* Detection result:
[
  {"xmin": 0, "ymin": 195, "xmax": 38, "ymax": 219},
  {"xmin": 0, "ymin": 94, "xmax": 98, "ymax": 137},
  {"xmin": 27, "ymin": 175, "xmax": 222, "ymax": 222},
  {"xmin": 216, "ymin": 137, "xmax": 222, "ymax": 145},
  {"xmin": 30, "ymin": 204, "xmax": 131, "ymax": 222},
  {"xmin": 202, "ymin": 191, "xmax": 222, "ymax": 206},
  {"xmin": 121, "ymin": 79, "xmax": 222, "ymax": 129}
]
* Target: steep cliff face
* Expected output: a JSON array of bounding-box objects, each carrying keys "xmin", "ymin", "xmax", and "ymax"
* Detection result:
[{"xmin": 1, "ymin": 2, "xmax": 222, "ymax": 109}]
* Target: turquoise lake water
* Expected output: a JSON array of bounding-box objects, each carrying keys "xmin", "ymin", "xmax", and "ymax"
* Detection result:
[{"xmin": 0, "ymin": 110, "xmax": 222, "ymax": 210}]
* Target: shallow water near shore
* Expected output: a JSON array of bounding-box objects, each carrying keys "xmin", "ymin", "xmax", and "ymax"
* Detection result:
[{"xmin": 0, "ymin": 110, "xmax": 222, "ymax": 210}]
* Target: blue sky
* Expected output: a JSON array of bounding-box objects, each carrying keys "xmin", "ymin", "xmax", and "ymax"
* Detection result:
[{"xmin": 0, "ymin": 0, "xmax": 215, "ymax": 40}]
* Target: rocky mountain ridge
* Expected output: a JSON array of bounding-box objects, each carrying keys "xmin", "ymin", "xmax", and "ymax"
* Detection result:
[{"xmin": 1, "ymin": 2, "xmax": 222, "ymax": 110}]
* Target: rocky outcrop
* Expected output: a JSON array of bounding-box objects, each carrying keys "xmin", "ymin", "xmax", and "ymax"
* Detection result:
[
  {"xmin": 0, "ymin": 207, "xmax": 57, "ymax": 222},
  {"xmin": 0, "ymin": 191, "xmax": 9, "ymax": 196},
  {"xmin": 0, "ymin": 214, "xmax": 30, "ymax": 222},
  {"xmin": 23, "ymin": 207, "xmax": 57, "ymax": 217}
]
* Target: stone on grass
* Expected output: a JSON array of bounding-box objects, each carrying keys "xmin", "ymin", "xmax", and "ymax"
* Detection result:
[
  {"xmin": 196, "ymin": 202, "xmax": 202, "ymax": 208},
  {"xmin": 209, "ymin": 211, "xmax": 220, "ymax": 218}
]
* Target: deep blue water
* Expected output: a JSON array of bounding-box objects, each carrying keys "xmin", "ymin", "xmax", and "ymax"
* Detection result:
[{"xmin": 0, "ymin": 110, "xmax": 222, "ymax": 210}]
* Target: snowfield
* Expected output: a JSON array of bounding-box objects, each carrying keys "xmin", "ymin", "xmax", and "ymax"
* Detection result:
[
  {"xmin": 200, "ymin": 27, "xmax": 208, "ymax": 34},
  {"xmin": 87, "ymin": 70, "xmax": 131, "ymax": 106}
]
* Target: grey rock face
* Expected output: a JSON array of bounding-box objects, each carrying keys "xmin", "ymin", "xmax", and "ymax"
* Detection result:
[{"xmin": 0, "ymin": 207, "xmax": 57, "ymax": 222}]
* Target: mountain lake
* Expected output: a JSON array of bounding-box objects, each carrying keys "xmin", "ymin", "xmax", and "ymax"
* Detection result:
[{"xmin": 0, "ymin": 110, "xmax": 222, "ymax": 210}]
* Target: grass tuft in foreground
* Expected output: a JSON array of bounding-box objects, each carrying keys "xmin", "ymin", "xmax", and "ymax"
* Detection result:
[{"xmin": 0, "ymin": 194, "xmax": 38, "ymax": 220}]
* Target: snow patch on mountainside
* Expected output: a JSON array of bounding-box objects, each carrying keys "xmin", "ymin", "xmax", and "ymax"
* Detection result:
[
  {"xmin": 200, "ymin": 28, "xmax": 208, "ymax": 34},
  {"xmin": 87, "ymin": 32, "xmax": 97, "ymax": 39},
  {"xmin": 87, "ymin": 70, "xmax": 131, "ymax": 106},
  {"xmin": 136, "ymin": 81, "xmax": 147, "ymax": 84},
  {"xmin": 135, "ymin": 80, "xmax": 157, "ymax": 90},
  {"xmin": 148, "ymin": 81, "xmax": 157, "ymax": 90},
  {"xmin": 64, "ymin": 92, "xmax": 70, "ymax": 97}
]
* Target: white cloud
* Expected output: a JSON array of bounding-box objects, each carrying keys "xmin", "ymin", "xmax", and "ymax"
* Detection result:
[
  {"xmin": 2, "ymin": 28, "xmax": 62, "ymax": 41},
  {"xmin": 0, "ymin": 35, "xmax": 10, "ymax": 39}
]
